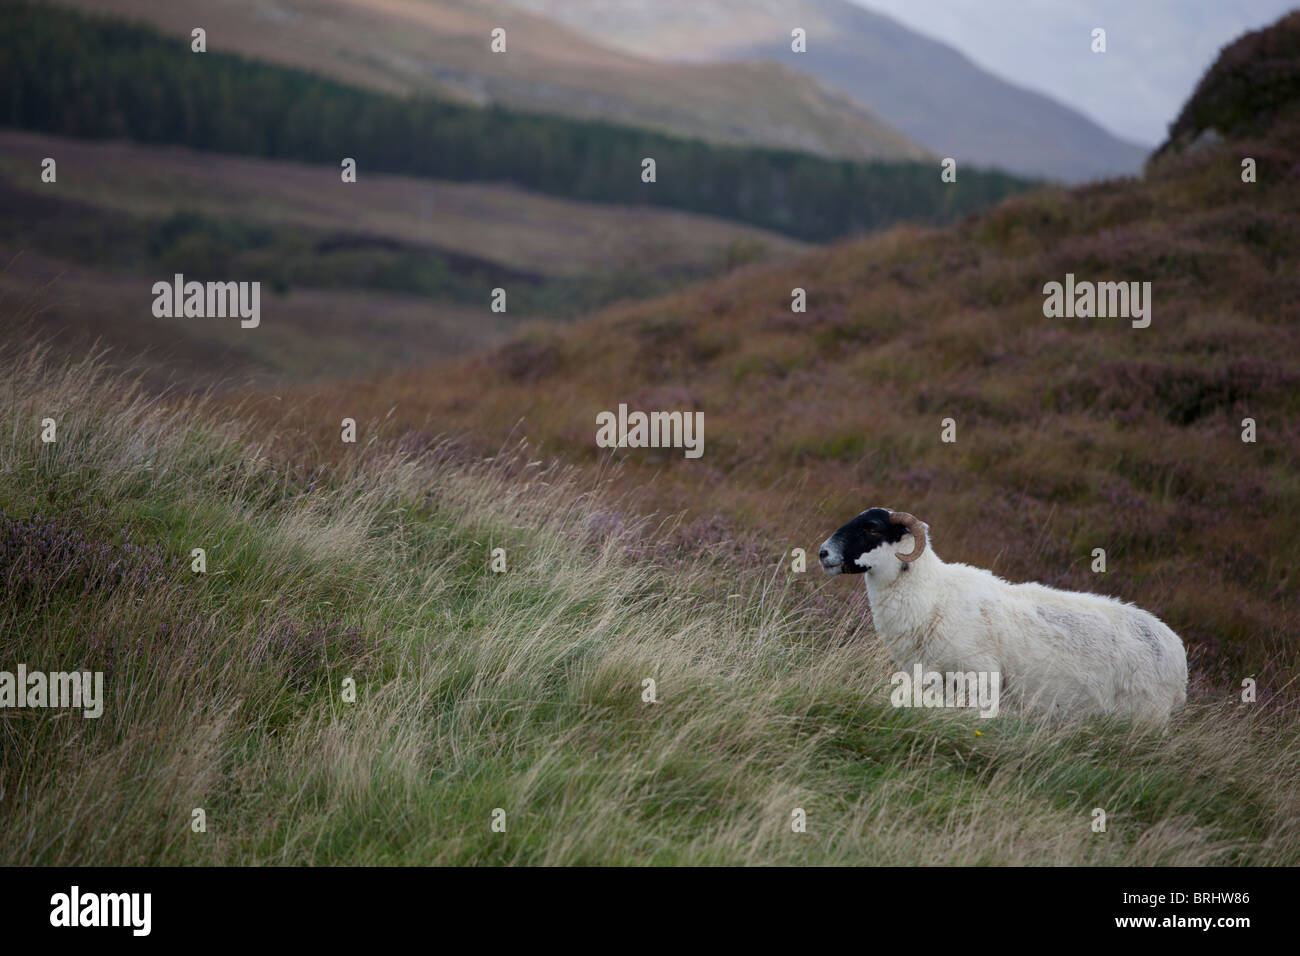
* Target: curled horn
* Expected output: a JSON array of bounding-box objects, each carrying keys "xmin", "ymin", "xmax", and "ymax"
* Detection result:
[{"xmin": 890, "ymin": 512, "xmax": 926, "ymax": 562}]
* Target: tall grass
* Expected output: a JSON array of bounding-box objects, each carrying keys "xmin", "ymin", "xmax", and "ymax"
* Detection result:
[{"xmin": 1, "ymin": 350, "xmax": 1297, "ymax": 865}]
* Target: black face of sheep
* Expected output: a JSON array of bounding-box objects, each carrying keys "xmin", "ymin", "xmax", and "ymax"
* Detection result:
[{"xmin": 819, "ymin": 508, "xmax": 926, "ymax": 574}]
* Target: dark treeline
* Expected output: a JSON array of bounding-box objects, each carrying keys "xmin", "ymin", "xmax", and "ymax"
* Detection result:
[{"xmin": 1, "ymin": 1, "xmax": 1036, "ymax": 241}]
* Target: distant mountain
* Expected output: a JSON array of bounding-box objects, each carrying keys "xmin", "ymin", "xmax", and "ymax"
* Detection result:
[
  {"xmin": 504, "ymin": 0, "xmax": 1151, "ymax": 182},
  {"xmin": 52, "ymin": 0, "xmax": 930, "ymax": 162}
]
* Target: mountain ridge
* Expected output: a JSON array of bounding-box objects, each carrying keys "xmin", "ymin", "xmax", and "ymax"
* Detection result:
[{"xmin": 504, "ymin": 0, "xmax": 1151, "ymax": 182}]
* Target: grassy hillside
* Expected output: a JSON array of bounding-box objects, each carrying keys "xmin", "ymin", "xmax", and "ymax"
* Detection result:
[
  {"xmin": 53, "ymin": 0, "xmax": 932, "ymax": 162},
  {"xmin": 236, "ymin": 19, "xmax": 1300, "ymax": 681},
  {"xmin": 2, "ymin": 350, "xmax": 1298, "ymax": 865}
]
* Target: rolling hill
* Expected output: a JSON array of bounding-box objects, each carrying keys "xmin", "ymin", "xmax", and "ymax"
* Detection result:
[
  {"xmin": 0, "ymin": 129, "xmax": 807, "ymax": 386},
  {"xmin": 0, "ymin": 129, "xmax": 806, "ymax": 280}
]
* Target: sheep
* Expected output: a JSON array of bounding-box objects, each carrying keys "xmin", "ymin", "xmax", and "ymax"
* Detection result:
[{"xmin": 818, "ymin": 508, "xmax": 1188, "ymax": 724}]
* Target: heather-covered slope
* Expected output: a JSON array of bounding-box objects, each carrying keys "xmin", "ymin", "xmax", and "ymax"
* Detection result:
[{"xmin": 1156, "ymin": 10, "xmax": 1300, "ymax": 157}]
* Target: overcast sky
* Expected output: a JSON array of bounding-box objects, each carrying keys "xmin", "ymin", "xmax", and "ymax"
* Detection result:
[{"xmin": 853, "ymin": 0, "xmax": 1297, "ymax": 146}]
